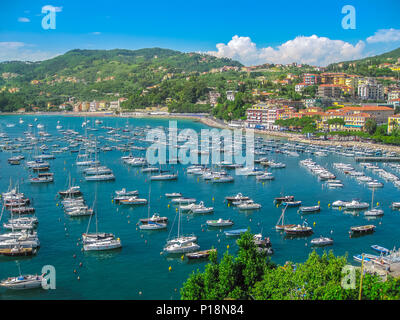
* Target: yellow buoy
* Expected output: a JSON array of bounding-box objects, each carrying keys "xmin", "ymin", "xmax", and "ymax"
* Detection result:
[
  {"xmin": 328, "ymin": 203, "xmax": 331, "ymax": 207},
  {"xmin": 377, "ymin": 202, "xmax": 379, "ymax": 206},
  {"xmin": 227, "ymin": 245, "xmax": 229, "ymax": 249},
  {"xmin": 168, "ymin": 204, "xmax": 170, "ymax": 208},
  {"xmin": 181, "ymin": 255, "xmax": 184, "ymax": 260},
  {"xmin": 168, "ymin": 266, "xmax": 172, "ymax": 271},
  {"xmin": 212, "ymin": 197, "xmax": 214, "ymax": 201},
  {"xmin": 318, "ymin": 201, "xmax": 320, "ymax": 205}
]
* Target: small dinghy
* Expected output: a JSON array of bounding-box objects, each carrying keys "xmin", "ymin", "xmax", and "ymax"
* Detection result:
[
  {"xmin": 186, "ymin": 249, "xmax": 216, "ymax": 260},
  {"xmin": 371, "ymin": 245, "xmax": 390, "ymax": 255}
]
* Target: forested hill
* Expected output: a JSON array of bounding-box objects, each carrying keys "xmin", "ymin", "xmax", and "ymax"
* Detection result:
[
  {"xmin": 0, "ymin": 48, "xmax": 242, "ymax": 112},
  {"xmin": 326, "ymin": 47, "xmax": 400, "ymax": 76}
]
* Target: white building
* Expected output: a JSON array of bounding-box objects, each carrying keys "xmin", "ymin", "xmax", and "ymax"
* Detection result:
[
  {"xmin": 358, "ymin": 83, "xmax": 384, "ymax": 101},
  {"xmin": 226, "ymin": 90, "xmax": 237, "ymax": 101}
]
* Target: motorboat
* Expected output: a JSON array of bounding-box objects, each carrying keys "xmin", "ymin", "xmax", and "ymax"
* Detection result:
[
  {"xmin": 186, "ymin": 249, "xmax": 216, "ymax": 260},
  {"xmin": 225, "ymin": 229, "xmax": 247, "ymax": 237},
  {"xmin": 298, "ymin": 205, "xmax": 320, "ymax": 213},
  {"xmin": 115, "ymin": 188, "xmax": 138, "ymax": 197},
  {"xmin": 190, "ymin": 202, "xmax": 214, "ymax": 214},
  {"xmin": 284, "ymin": 224, "xmax": 313, "ymax": 236},
  {"xmin": 237, "ymin": 200, "xmax": 261, "ymax": 210},
  {"xmin": 350, "ymin": 225, "xmax": 375, "ymax": 237},
  {"xmin": 171, "ymin": 197, "xmax": 196, "ymax": 204},
  {"xmin": 345, "ymin": 200, "xmax": 369, "ymax": 210},
  {"xmin": 206, "ymin": 218, "xmax": 234, "ymax": 227},
  {"xmin": 139, "ymin": 213, "xmax": 168, "ymax": 224},
  {"xmin": 163, "ymin": 241, "xmax": 200, "ymax": 254},
  {"xmin": 310, "ymin": 236, "xmax": 333, "ymax": 246},
  {"xmin": 150, "ymin": 173, "xmax": 178, "ymax": 181},
  {"xmin": 83, "ymin": 238, "xmax": 122, "ymax": 251},
  {"xmin": 371, "ymin": 245, "xmax": 390, "ymax": 255},
  {"xmin": 165, "ymin": 192, "xmax": 182, "ymax": 198},
  {"xmin": 225, "ymin": 193, "xmax": 250, "ymax": 202},
  {"xmin": 139, "ymin": 221, "xmax": 167, "ymax": 230},
  {"xmin": 85, "ymin": 173, "xmax": 115, "ymax": 181}
]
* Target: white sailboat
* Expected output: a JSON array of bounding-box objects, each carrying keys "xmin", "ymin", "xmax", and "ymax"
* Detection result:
[
  {"xmin": 164, "ymin": 206, "xmax": 199, "ymax": 254},
  {"xmin": 364, "ymin": 188, "xmax": 384, "ymax": 217},
  {"xmin": 139, "ymin": 186, "xmax": 167, "ymax": 230},
  {"xmin": 82, "ymin": 188, "xmax": 121, "ymax": 251},
  {"xmin": 0, "ymin": 262, "xmax": 44, "ymax": 290}
]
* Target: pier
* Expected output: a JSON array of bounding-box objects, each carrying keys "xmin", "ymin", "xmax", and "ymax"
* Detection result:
[{"xmin": 355, "ymin": 157, "xmax": 400, "ymax": 163}]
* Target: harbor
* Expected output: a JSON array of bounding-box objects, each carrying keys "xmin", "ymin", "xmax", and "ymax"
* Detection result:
[{"xmin": 1, "ymin": 114, "xmax": 400, "ymax": 299}]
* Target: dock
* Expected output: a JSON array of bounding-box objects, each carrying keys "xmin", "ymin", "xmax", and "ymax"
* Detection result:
[
  {"xmin": 355, "ymin": 157, "xmax": 400, "ymax": 162},
  {"xmin": 363, "ymin": 261, "xmax": 400, "ymax": 280}
]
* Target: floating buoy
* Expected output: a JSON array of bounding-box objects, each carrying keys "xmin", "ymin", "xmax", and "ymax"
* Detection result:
[
  {"xmin": 328, "ymin": 203, "xmax": 331, "ymax": 207},
  {"xmin": 77, "ymin": 276, "xmax": 80, "ymax": 281},
  {"xmin": 73, "ymin": 269, "xmax": 77, "ymax": 274},
  {"xmin": 139, "ymin": 291, "xmax": 142, "ymax": 295},
  {"xmin": 339, "ymin": 206, "xmax": 342, "ymax": 211},
  {"xmin": 228, "ymin": 203, "xmax": 230, "ymax": 207},
  {"xmin": 168, "ymin": 266, "xmax": 172, "ymax": 271},
  {"xmin": 73, "ymin": 254, "xmax": 76, "ymax": 258},
  {"xmin": 79, "ymin": 262, "xmax": 83, "ymax": 267},
  {"xmin": 212, "ymin": 197, "xmax": 214, "ymax": 201},
  {"xmin": 181, "ymin": 255, "xmax": 184, "ymax": 260},
  {"xmin": 168, "ymin": 204, "xmax": 170, "ymax": 208},
  {"xmin": 377, "ymin": 202, "xmax": 379, "ymax": 206},
  {"xmin": 313, "ymin": 222, "xmax": 316, "ymax": 226},
  {"xmin": 227, "ymin": 245, "xmax": 229, "ymax": 249},
  {"xmin": 318, "ymin": 201, "xmax": 320, "ymax": 205}
]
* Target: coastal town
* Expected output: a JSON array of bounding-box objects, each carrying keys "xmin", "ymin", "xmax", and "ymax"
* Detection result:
[
  {"xmin": 4, "ymin": 55, "xmax": 400, "ymax": 139},
  {"xmin": 3, "ymin": 0, "xmax": 400, "ymax": 304}
]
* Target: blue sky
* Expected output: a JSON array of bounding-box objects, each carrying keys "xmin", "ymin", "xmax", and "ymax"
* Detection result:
[{"xmin": 1, "ymin": 0, "xmax": 400, "ymax": 66}]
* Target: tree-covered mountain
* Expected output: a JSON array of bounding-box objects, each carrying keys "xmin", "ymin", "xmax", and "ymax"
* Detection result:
[
  {"xmin": 326, "ymin": 47, "xmax": 400, "ymax": 76},
  {"xmin": 0, "ymin": 48, "xmax": 242, "ymax": 112}
]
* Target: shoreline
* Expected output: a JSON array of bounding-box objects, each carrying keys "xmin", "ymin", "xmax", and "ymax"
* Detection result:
[{"xmin": 3, "ymin": 111, "xmax": 400, "ymax": 153}]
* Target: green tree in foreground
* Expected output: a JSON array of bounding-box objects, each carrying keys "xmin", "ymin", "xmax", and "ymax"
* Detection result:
[
  {"xmin": 181, "ymin": 233, "xmax": 400, "ymax": 300},
  {"xmin": 181, "ymin": 232, "xmax": 274, "ymax": 300}
]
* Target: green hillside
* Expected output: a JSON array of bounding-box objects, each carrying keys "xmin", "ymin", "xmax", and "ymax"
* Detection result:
[
  {"xmin": 326, "ymin": 47, "xmax": 400, "ymax": 76},
  {"xmin": 0, "ymin": 48, "xmax": 242, "ymax": 112}
]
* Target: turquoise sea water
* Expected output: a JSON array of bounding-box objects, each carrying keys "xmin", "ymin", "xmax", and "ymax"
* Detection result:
[{"xmin": 0, "ymin": 114, "xmax": 400, "ymax": 300}]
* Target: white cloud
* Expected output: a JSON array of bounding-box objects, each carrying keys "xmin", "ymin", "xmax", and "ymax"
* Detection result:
[
  {"xmin": 366, "ymin": 28, "xmax": 400, "ymax": 43},
  {"xmin": 18, "ymin": 17, "xmax": 30, "ymax": 23},
  {"xmin": 207, "ymin": 35, "xmax": 366, "ymax": 67},
  {"xmin": 0, "ymin": 42, "xmax": 59, "ymax": 62},
  {"xmin": 92, "ymin": 32, "xmax": 101, "ymax": 35}
]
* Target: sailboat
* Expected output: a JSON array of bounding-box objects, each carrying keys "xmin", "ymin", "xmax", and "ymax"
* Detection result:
[
  {"xmin": 163, "ymin": 205, "xmax": 199, "ymax": 254},
  {"xmin": 139, "ymin": 186, "xmax": 167, "ymax": 230},
  {"xmin": 364, "ymin": 188, "xmax": 384, "ymax": 217},
  {"xmin": 275, "ymin": 204, "xmax": 296, "ymax": 230},
  {"xmin": 0, "ymin": 262, "xmax": 44, "ymax": 290},
  {"xmin": 82, "ymin": 187, "xmax": 121, "ymax": 251}
]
